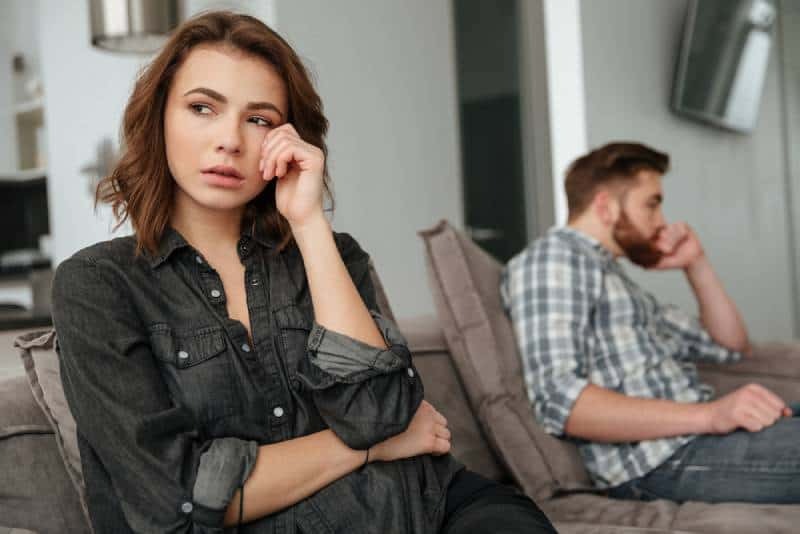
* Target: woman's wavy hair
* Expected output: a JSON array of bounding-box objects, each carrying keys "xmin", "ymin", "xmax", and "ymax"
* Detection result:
[{"xmin": 97, "ymin": 10, "xmax": 332, "ymax": 256}]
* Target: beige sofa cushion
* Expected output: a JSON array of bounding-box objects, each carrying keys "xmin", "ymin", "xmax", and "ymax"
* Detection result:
[{"xmin": 419, "ymin": 220, "xmax": 593, "ymax": 501}]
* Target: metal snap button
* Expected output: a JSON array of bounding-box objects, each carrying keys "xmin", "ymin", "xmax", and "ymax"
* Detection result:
[
  {"xmin": 210, "ymin": 289, "xmax": 221, "ymax": 298},
  {"xmin": 273, "ymin": 406, "xmax": 285, "ymax": 418}
]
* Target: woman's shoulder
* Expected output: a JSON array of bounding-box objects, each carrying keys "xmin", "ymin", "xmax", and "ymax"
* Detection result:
[
  {"xmin": 331, "ymin": 230, "xmax": 369, "ymax": 265},
  {"xmin": 54, "ymin": 236, "xmax": 144, "ymax": 289},
  {"xmin": 62, "ymin": 235, "xmax": 140, "ymax": 267}
]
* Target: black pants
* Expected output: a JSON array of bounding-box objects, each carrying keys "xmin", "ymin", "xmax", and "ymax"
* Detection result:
[{"xmin": 441, "ymin": 469, "xmax": 557, "ymax": 533}]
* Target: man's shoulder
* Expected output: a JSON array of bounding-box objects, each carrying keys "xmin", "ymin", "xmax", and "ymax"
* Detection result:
[{"xmin": 506, "ymin": 227, "xmax": 598, "ymax": 273}]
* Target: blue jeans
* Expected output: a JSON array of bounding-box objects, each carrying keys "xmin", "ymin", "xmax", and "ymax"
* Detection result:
[{"xmin": 608, "ymin": 417, "xmax": 800, "ymax": 504}]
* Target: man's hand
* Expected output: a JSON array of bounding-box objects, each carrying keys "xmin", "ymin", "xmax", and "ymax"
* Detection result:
[
  {"xmin": 704, "ymin": 383, "xmax": 792, "ymax": 434},
  {"xmin": 651, "ymin": 222, "xmax": 705, "ymax": 270}
]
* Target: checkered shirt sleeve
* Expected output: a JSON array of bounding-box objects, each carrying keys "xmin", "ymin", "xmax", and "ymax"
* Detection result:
[{"xmin": 500, "ymin": 238, "xmax": 602, "ymax": 436}]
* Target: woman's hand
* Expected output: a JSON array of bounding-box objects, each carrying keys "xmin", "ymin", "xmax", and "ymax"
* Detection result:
[
  {"xmin": 368, "ymin": 400, "xmax": 452, "ymax": 463},
  {"xmin": 259, "ymin": 123, "xmax": 325, "ymax": 229}
]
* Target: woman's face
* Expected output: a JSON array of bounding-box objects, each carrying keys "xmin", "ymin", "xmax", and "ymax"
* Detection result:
[{"xmin": 163, "ymin": 44, "xmax": 288, "ymax": 214}]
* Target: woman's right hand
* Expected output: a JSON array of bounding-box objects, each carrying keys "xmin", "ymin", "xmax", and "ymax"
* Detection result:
[{"xmin": 368, "ymin": 400, "xmax": 451, "ymax": 463}]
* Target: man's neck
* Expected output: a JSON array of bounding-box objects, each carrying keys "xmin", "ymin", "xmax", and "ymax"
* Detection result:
[{"xmin": 566, "ymin": 218, "xmax": 622, "ymax": 258}]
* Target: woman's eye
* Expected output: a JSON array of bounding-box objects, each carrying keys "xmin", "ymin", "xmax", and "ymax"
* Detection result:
[
  {"xmin": 189, "ymin": 103, "xmax": 212, "ymax": 115},
  {"xmin": 249, "ymin": 116, "xmax": 273, "ymax": 128}
]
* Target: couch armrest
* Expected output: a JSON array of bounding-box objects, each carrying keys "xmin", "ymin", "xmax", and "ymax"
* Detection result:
[{"xmin": 698, "ymin": 342, "xmax": 800, "ymax": 400}]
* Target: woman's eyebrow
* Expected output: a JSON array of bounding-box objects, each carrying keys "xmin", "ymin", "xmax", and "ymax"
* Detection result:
[{"xmin": 183, "ymin": 87, "xmax": 284, "ymax": 118}]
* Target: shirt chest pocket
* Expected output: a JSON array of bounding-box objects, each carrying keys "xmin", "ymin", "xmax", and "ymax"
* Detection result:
[
  {"xmin": 274, "ymin": 305, "xmax": 313, "ymax": 382},
  {"xmin": 148, "ymin": 324, "xmax": 241, "ymax": 422}
]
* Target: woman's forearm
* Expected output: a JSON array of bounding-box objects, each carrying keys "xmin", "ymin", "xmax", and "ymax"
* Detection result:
[
  {"xmin": 290, "ymin": 212, "xmax": 386, "ymax": 349},
  {"xmin": 223, "ymin": 429, "xmax": 366, "ymax": 526}
]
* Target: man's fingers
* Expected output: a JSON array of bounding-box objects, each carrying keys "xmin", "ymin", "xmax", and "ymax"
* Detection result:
[{"xmin": 749, "ymin": 384, "xmax": 786, "ymax": 413}]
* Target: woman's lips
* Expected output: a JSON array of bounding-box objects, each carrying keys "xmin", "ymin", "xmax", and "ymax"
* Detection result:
[{"xmin": 202, "ymin": 171, "xmax": 246, "ymax": 188}]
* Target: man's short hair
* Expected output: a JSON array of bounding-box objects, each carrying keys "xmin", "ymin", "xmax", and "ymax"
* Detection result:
[{"xmin": 565, "ymin": 142, "xmax": 670, "ymax": 220}]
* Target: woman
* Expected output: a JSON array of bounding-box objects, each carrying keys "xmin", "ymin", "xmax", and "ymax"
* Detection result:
[{"xmin": 51, "ymin": 10, "xmax": 556, "ymax": 534}]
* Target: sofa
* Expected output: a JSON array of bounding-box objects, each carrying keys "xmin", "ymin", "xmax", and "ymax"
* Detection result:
[{"xmin": 2, "ymin": 220, "xmax": 800, "ymax": 533}]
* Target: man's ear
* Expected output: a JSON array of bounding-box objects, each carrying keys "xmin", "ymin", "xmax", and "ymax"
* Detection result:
[{"xmin": 593, "ymin": 190, "xmax": 620, "ymax": 227}]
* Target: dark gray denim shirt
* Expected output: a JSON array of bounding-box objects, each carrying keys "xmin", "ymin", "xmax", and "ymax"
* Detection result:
[{"xmin": 51, "ymin": 224, "xmax": 462, "ymax": 534}]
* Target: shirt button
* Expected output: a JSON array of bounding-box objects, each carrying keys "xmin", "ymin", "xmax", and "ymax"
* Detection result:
[
  {"xmin": 407, "ymin": 368, "xmax": 415, "ymax": 378},
  {"xmin": 250, "ymin": 277, "xmax": 260, "ymax": 286},
  {"xmin": 273, "ymin": 406, "xmax": 285, "ymax": 418},
  {"xmin": 241, "ymin": 343, "xmax": 251, "ymax": 353},
  {"xmin": 181, "ymin": 501, "xmax": 193, "ymax": 514},
  {"xmin": 195, "ymin": 255, "xmax": 203, "ymax": 264},
  {"xmin": 177, "ymin": 350, "xmax": 189, "ymax": 361},
  {"xmin": 210, "ymin": 289, "xmax": 221, "ymax": 298}
]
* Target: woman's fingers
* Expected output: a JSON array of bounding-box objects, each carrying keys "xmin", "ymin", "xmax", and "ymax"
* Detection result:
[
  {"xmin": 431, "ymin": 437, "xmax": 451, "ymax": 456},
  {"xmin": 435, "ymin": 424, "xmax": 451, "ymax": 440},
  {"xmin": 432, "ymin": 410, "xmax": 447, "ymax": 427},
  {"xmin": 262, "ymin": 138, "xmax": 290, "ymax": 180}
]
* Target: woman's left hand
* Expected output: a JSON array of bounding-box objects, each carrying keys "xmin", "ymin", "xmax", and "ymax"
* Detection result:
[{"xmin": 259, "ymin": 123, "xmax": 325, "ymax": 228}]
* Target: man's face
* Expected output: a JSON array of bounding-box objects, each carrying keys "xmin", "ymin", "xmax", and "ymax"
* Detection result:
[{"xmin": 611, "ymin": 170, "xmax": 667, "ymax": 267}]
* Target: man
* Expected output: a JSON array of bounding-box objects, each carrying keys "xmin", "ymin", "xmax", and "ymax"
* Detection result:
[{"xmin": 500, "ymin": 142, "xmax": 799, "ymax": 503}]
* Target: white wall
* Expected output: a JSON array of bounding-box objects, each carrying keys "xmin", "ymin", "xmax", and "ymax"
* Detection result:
[
  {"xmin": 272, "ymin": 0, "xmax": 463, "ymax": 318},
  {"xmin": 579, "ymin": 0, "xmax": 795, "ymax": 341}
]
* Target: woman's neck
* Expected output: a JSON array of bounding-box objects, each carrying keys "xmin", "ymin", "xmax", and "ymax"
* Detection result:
[{"xmin": 170, "ymin": 200, "xmax": 245, "ymax": 255}]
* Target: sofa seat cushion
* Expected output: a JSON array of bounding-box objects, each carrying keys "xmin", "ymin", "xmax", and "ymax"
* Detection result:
[
  {"xmin": 419, "ymin": 220, "xmax": 593, "ymax": 501},
  {"xmin": 544, "ymin": 492, "xmax": 800, "ymax": 534}
]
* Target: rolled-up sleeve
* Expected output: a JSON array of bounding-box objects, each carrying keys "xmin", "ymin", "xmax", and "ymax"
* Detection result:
[
  {"xmin": 661, "ymin": 304, "xmax": 742, "ymax": 365},
  {"xmin": 53, "ymin": 256, "xmax": 257, "ymax": 533},
  {"xmin": 295, "ymin": 233, "xmax": 423, "ymax": 450},
  {"xmin": 500, "ymin": 241, "xmax": 599, "ymax": 437}
]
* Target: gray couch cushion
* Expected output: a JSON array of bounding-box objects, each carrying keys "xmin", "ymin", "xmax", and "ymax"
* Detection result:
[
  {"xmin": 0, "ymin": 375, "xmax": 90, "ymax": 534},
  {"xmin": 419, "ymin": 220, "xmax": 593, "ymax": 501}
]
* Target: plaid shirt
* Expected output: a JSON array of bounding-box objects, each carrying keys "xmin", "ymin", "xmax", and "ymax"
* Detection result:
[{"xmin": 500, "ymin": 226, "xmax": 741, "ymax": 488}]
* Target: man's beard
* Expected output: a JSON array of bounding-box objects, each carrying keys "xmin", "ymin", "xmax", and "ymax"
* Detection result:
[{"xmin": 612, "ymin": 210, "xmax": 664, "ymax": 268}]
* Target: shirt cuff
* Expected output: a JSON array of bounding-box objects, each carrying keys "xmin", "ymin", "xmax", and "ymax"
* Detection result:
[
  {"xmin": 191, "ymin": 437, "xmax": 259, "ymax": 527},
  {"xmin": 305, "ymin": 311, "xmax": 410, "ymax": 383}
]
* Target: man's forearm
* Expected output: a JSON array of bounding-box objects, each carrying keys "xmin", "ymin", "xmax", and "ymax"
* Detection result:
[
  {"xmin": 564, "ymin": 384, "xmax": 711, "ymax": 442},
  {"xmin": 684, "ymin": 255, "xmax": 750, "ymax": 354}
]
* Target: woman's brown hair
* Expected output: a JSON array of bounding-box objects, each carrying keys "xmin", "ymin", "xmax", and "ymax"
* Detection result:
[{"xmin": 97, "ymin": 10, "xmax": 331, "ymax": 256}]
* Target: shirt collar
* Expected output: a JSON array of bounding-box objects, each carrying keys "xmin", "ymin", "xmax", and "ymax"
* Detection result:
[
  {"xmin": 147, "ymin": 218, "xmax": 277, "ymax": 268},
  {"xmin": 551, "ymin": 226, "xmax": 616, "ymax": 264}
]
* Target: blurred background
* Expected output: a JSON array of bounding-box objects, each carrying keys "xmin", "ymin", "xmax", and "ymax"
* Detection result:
[{"xmin": 0, "ymin": 0, "xmax": 797, "ymax": 346}]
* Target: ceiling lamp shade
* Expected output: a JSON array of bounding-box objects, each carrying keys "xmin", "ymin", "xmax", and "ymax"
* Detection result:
[{"xmin": 89, "ymin": 0, "xmax": 180, "ymax": 53}]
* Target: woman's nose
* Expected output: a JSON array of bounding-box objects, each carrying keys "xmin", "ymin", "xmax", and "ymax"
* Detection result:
[{"xmin": 215, "ymin": 119, "xmax": 243, "ymax": 154}]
